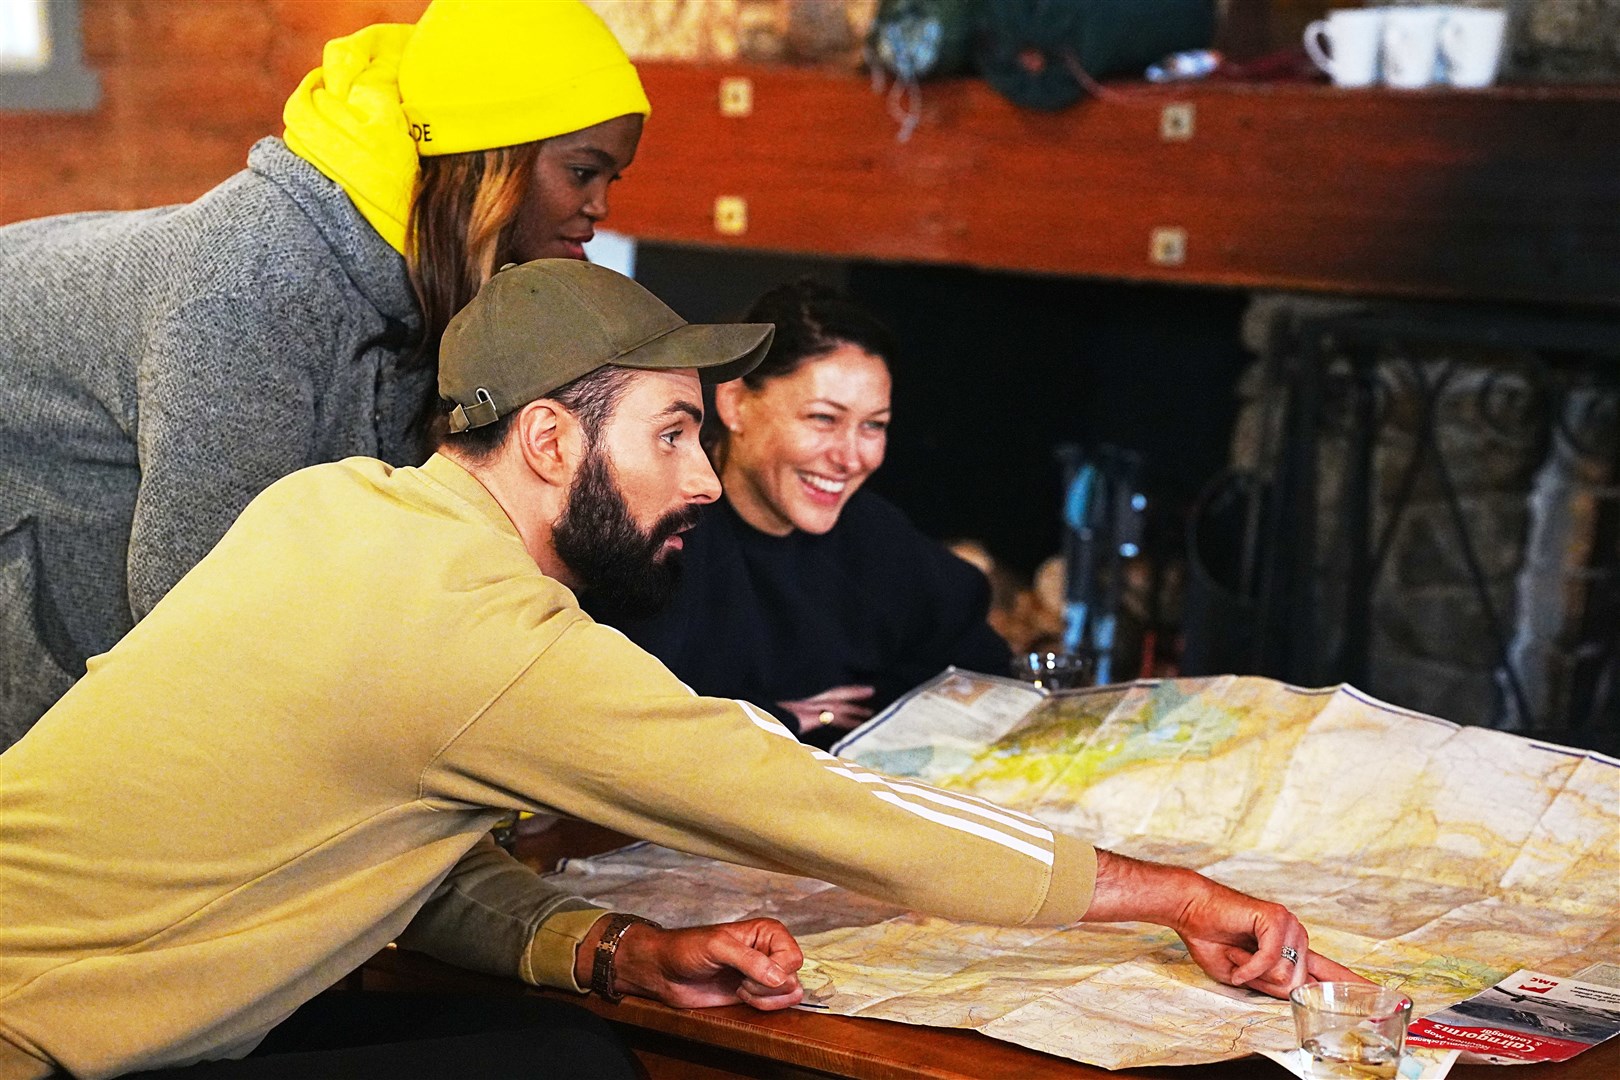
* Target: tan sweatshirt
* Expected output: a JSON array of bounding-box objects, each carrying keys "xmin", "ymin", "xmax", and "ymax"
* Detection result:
[{"xmin": 0, "ymin": 455, "xmax": 1096, "ymax": 1079}]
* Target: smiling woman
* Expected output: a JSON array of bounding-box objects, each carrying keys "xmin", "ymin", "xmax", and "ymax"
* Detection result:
[
  {"xmin": 714, "ymin": 339, "xmax": 893, "ymax": 537},
  {"xmin": 590, "ymin": 280, "xmax": 1012, "ymax": 746}
]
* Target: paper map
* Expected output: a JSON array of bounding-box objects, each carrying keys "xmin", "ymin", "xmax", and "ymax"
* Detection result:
[{"xmin": 546, "ymin": 673, "xmax": 1620, "ymax": 1069}]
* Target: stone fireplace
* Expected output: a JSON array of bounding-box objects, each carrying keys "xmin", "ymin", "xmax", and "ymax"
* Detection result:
[{"xmin": 1216, "ymin": 295, "xmax": 1620, "ymax": 753}]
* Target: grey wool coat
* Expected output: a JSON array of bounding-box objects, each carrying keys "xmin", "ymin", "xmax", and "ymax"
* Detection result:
[{"xmin": 0, "ymin": 138, "xmax": 434, "ymax": 748}]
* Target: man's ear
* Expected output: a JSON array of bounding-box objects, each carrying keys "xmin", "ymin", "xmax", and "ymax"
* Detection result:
[
  {"xmin": 513, "ymin": 399, "xmax": 580, "ymax": 486},
  {"xmin": 713, "ymin": 380, "xmax": 746, "ymax": 433}
]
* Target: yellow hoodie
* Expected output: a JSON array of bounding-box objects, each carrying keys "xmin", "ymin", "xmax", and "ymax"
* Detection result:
[{"xmin": 283, "ymin": 23, "xmax": 419, "ymax": 255}]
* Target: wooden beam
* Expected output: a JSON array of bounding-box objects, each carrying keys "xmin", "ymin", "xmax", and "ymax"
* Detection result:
[{"xmin": 613, "ymin": 65, "xmax": 1620, "ymax": 308}]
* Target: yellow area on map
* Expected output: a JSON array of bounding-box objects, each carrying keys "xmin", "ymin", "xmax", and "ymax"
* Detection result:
[{"xmin": 546, "ymin": 673, "xmax": 1619, "ymax": 1069}]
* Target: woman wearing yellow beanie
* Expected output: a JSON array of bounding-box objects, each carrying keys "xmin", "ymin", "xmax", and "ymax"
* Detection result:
[
  {"xmin": 0, "ymin": 6, "xmax": 810, "ymax": 1073},
  {"xmin": 284, "ymin": 0, "xmax": 652, "ymax": 389},
  {"xmin": 0, "ymin": 1, "xmax": 644, "ymax": 743}
]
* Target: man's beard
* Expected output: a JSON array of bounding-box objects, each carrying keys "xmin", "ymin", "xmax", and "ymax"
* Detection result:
[{"xmin": 553, "ymin": 445, "xmax": 699, "ymax": 618}]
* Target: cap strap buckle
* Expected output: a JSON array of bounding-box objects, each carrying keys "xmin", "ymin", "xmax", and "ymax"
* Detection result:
[{"xmin": 447, "ymin": 387, "xmax": 499, "ymax": 433}]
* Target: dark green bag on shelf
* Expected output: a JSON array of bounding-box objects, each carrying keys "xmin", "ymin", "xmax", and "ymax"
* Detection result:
[{"xmin": 976, "ymin": 0, "xmax": 1216, "ymax": 110}]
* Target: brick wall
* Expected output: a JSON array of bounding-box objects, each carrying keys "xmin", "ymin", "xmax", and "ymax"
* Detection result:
[
  {"xmin": 0, "ymin": 0, "xmax": 878, "ymax": 227},
  {"xmin": 0, "ymin": 1, "xmax": 429, "ymax": 224}
]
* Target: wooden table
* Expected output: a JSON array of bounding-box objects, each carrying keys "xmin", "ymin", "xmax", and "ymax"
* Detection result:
[
  {"xmin": 359, "ymin": 947, "xmax": 1620, "ymax": 1080},
  {"xmin": 355, "ymin": 820, "xmax": 1620, "ymax": 1079}
]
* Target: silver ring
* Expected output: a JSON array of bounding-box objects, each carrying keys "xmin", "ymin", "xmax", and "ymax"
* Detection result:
[{"xmin": 1281, "ymin": 946, "xmax": 1300, "ymax": 964}]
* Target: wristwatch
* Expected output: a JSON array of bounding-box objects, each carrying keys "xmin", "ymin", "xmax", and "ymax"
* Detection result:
[{"xmin": 591, "ymin": 912, "xmax": 661, "ymax": 1002}]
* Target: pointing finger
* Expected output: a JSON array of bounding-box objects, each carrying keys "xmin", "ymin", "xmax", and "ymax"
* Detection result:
[{"xmin": 1307, "ymin": 950, "xmax": 1374, "ymax": 985}]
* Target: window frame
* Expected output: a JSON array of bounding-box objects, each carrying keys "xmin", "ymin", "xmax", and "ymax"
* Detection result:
[{"xmin": 0, "ymin": 0, "xmax": 98, "ymax": 112}]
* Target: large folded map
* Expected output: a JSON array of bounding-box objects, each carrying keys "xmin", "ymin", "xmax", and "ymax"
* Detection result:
[{"xmin": 546, "ymin": 672, "xmax": 1620, "ymax": 1069}]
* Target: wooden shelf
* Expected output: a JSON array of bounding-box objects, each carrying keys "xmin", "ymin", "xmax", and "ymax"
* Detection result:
[{"xmin": 613, "ymin": 64, "xmax": 1620, "ymax": 308}]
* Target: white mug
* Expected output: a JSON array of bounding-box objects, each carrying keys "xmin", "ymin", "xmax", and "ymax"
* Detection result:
[
  {"xmin": 1440, "ymin": 7, "xmax": 1508, "ymax": 88},
  {"xmin": 1382, "ymin": 6, "xmax": 1447, "ymax": 89},
  {"xmin": 1304, "ymin": 9, "xmax": 1385, "ymax": 88}
]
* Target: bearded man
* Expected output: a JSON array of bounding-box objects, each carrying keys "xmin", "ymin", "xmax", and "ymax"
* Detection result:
[{"xmin": 0, "ymin": 261, "xmax": 1357, "ymax": 1079}]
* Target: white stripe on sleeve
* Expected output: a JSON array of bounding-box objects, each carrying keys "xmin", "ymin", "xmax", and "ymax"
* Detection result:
[
  {"xmin": 899, "ymin": 783, "xmax": 1048, "ymax": 828},
  {"xmin": 886, "ymin": 782, "xmax": 1053, "ymax": 841},
  {"xmin": 736, "ymin": 700, "xmax": 799, "ymax": 740},
  {"xmin": 819, "ymin": 765, "xmax": 1052, "ymax": 842},
  {"xmin": 810, "ymin": 750, "xmax": 1048, "ymax": 829},
  {"xmin": 870, "ymin": 791, "xmax": 1055, "ymax": 865}
]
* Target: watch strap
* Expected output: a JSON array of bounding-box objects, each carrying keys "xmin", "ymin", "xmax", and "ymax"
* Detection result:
[{"xmin": 591, "ymin": 912, "xmax": 660, "ymax": 1002}]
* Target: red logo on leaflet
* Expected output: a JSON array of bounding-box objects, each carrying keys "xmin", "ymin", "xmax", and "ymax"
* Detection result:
[{"xmin": 1518, "ymin": 978, "xmax": 1557, "ymax": 994}]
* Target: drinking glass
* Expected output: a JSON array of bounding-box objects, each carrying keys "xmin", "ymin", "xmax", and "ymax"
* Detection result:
[
  {"xmin": 1290, "ymin": 982, "xmax": 1412, "ymax": 1079},
  {"xmin": 1012, "ymin": 651, "xmax": 1095, "ymax": 690}
]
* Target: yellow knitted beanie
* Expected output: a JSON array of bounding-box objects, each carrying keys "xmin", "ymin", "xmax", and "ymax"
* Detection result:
[{"xmin": 399, "ymin": 0, "xmax": 651, "ymax": 157}]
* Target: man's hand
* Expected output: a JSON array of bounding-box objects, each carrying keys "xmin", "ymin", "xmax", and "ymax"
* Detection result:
[
  {"xmin": 578, "ymin": 916, "xmax": 805, "ymax": 1010},
  {"xmin": 778, "ymin": 685, "xmax": 875, "ymax": 735},
  {"xmin": 1085, "ymin": 850, "xmax": 1371, "ymax": 999}
]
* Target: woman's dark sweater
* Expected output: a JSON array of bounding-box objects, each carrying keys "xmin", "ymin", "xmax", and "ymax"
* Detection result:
[{"xmin": 591, "ymin": 491, "xmax": 1011, "ymax": 748}]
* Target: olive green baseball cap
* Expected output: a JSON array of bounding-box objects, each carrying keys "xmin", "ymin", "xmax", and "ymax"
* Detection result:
[{"xmin": 439, "ymin": 259, "xmax": 774, "ymax": 433}]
